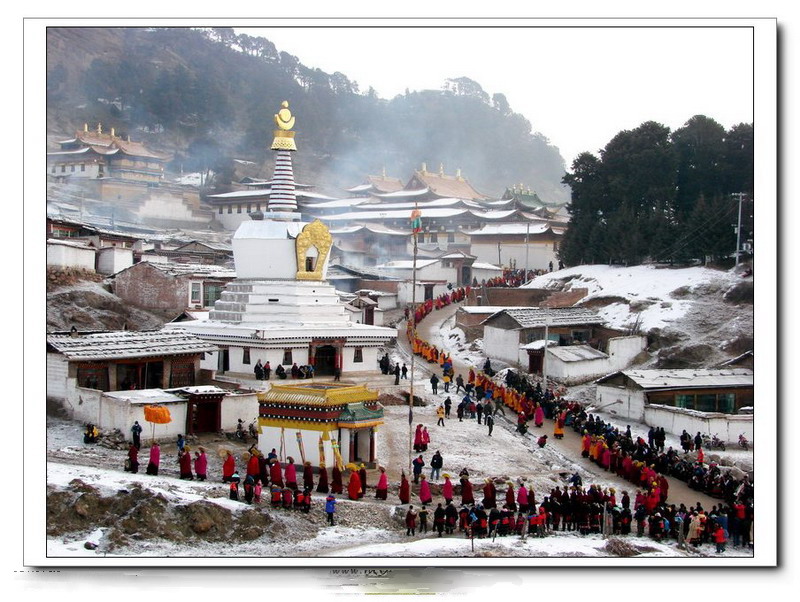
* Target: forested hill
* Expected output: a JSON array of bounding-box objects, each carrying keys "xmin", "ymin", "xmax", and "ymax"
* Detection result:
[{"xmin": 46, "ymin": 27, "xmax": 569, "ymax": 201}]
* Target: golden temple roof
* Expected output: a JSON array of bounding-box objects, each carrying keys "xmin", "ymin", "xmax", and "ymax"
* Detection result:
[{"xmin": 258, "ymin": 382, "xmax": 379, "ymax": 406}]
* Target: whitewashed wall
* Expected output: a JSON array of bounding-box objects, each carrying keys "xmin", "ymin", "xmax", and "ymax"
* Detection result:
[
  {"xmin": 46, "ymin": 353, "xmax": 70, "ymax": 400},
  {"xmin": 544, "ymin": 336, "xmax": 647, "ymax": 385},
  {"xmin": 97, "ymin": 246, "xmax": 134, "ymax": 275},
  {"xmin": 484, "ymin": 325, "xmax": 522, "ymax": 365},
  {"xmin": 596, "ymin": 384, "xmax": 646, "ymax": 422},
  {"xmin": 46, "ymin": 242, "xmax": 96, "ymax": 270},
  {"xmin": 643, "ymin": 405, "xmax": 754, "ymax": 443},
  {"xmin": 470, "ymin": 241, "xmax": 558, "ymax": 271},
  {"xmin": 220, "ymin": 392, "xmax": 260, "ymax": 431}
]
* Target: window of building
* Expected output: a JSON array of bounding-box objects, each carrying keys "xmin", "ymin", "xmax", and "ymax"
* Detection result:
[
  {"xmin": 447, "ymin": 232, "xmax": 455, "ymax": 243},
  {"xmin": 237, "ymin": 204, "xmax": 242, "ymax": 214},
  {"xmin": 242, "ymin": 347, "xmax": 251, "ymax": 365},
  {"xmin": 418, "ymin": 233, "xmax": 425, "ymax": 243},
  {"xmin": 190, "ymin": 282, "xmax": 202, "ymax": 305},
  {"xmin": 169, "ymin": 361, "xmax": 195, "ymax": 387},
  {"xmin": 218, "ymin": 206, "xmax": 223, "ymax": 215},
  {"xmin": 353, "ymin": 347, "xmax": 363, "ymax": 363},
  {"xmin": 61, "ymin": 165, "xmax": 66, "ymax": 173},
  {"xmin": 247, "ymin": 203, "xmax": 252, "ymax": 213},
  {"xmin": 227, "ymin": 205, "xmax": 232, "ymax": 214},
  {"xmin": 77, "ymin": 365, "xmax": 109, "ymax": 391},
  {"xmin": 80, "ymin": 164, "xmax": 86, "ymax": 172},
  {"xmin": 203, "ymin": 284, "xmax": 224, "ymax": 307},
  {"xmin": 429, "ymin": 233, "xmax": 438, "ymax": 243},
  {"xmin": 282, "ymin": 349, "xmax": 293, "ymax": 365},
  {"xmin": 70, "ymin": 165, "xmax": 75, "ymax": 172},
  {"xmin": 51, "ymin": 165, "xmax": 56, "ymax": 173}
]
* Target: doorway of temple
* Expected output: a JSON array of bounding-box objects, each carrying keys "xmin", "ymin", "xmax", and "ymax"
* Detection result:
[{"xmin": 314, "ymin": 345, "xmax": 337, "ymax": 376}]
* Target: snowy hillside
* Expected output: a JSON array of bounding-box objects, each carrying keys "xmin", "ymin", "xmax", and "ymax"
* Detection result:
[{"xmin": 522, "ymin": 264, "xmax": 754, "ymax": 368}]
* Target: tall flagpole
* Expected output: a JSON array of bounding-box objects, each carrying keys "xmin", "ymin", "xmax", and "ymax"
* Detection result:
[{"xmin": 408, "ymin": 203, "xmax": 421, "ymax": 473}]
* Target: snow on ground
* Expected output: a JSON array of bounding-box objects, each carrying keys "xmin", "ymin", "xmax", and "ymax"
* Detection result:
[
  {"xmin": 172, "ymin": 172, "xmax": 205, "ymax": 186},
  {"xmin": 522, "ymin": 264, "xmax": 742, "ymax": 331}
]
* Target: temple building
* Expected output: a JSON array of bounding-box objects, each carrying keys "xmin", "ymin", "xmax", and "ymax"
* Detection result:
[
  {"xmin": 47, "ymin": 122, "xmax": 172, "ymax": 183},
  {"xmin": 168, "ymin": 101, "xmax": 396, "ymax": 382},
  {"xmin": 257, "ymin": 382, "xmax": 384, "ymax": 468}
]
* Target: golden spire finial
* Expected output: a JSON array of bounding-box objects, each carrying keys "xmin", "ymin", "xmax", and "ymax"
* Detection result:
[
  {"xmin": 456, "ymin": 168, "xmax": 463, "ymax": 180},
  {"xmin": 271, "ymin": 100, "xmax": 297, "ymax": 151},
  {"xmin": 111, "ymin": 127, "xmax": 115, "ymax": 137},
  {"xmin": 382, "ymin": 166, "xmax": 386, "ymax": 178},
  {"xmin": 83, "ymin": 123, "xmax": 88, "ymax": 132},
  {"xmin": 97, "ymin": 123, "xmax": 102, "ymax": 134},
  {"xmin": 275, "ymin": 100, "xmax": 295, "ymax": 131},
  {"xmin": 421, "ymin": 162, "xmax": 427, "ymax": 173},
  {"xmin": 439, "ymin": 163, "xmax": 444, "ymax": 176}
]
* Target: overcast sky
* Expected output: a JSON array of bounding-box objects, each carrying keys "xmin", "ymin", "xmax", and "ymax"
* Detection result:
[{"xmin": 238, "ymin": 25, "xmax": 754, "ymax": 168}]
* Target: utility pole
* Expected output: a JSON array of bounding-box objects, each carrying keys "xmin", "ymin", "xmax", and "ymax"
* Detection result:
[
  {"xmin": 524, "ymin": 221, "xmax": 530, "ymax": 283},
  {"xmin": 542, "ymin": 317, "xmax": 550, "ymax": 393},
  {"xmin": 733, "ymin": 192, "xmax": 746, "ymax": 266}
]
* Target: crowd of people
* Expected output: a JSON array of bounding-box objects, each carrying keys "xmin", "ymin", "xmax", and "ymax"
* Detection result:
[{"xmin": 95, "ymin": 276, "xmax": 757, "ymax": 555}]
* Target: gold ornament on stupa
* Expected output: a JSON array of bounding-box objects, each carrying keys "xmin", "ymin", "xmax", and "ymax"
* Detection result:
[{"xmin": 271, "ymin": 100, "xmax": 297, "ymax": 151}]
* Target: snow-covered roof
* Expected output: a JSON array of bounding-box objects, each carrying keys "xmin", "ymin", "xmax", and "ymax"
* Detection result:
[
  {"xmin": 467, "ymin": 209, "xmax": 519, "ymax": 220},
  {"xmin": 47, "ymin": 329, "xmax": 217, "ymax": 361},
  {"xmin": 471, "ymin": 262, "xmax": 504, "ymax": 271},
  {"xmin": 301, "ymin": 198, "xmax": 368, "ymax": 209},
  {"xmin": 47, "ymin": 238, "xmax": 95, "ymax": 250},
  {"xmin": 130, "ymin": 261, "xmax": 236, "ymax": 279},
  {"xmin": 372, "ymin": 188, "xmax": 429, "ymax": 198},
  {"xmin": 103, "ymin": 389, "xmax": 186, "ymax": 405},
  {"xmin": 460, "ymin": 306, "xmax": 532, "ymax": 314},
  {"xmin": 354, "ymin": 198, "xmax": 465, "ymax": 211},
  {"xmin": 374, "ymin": 259, "xmax": 438, "ymax": 270},
  {"xmin": 598, "ymin": 369, "xmax": 754, "ymax": 390},
  {"xmin": 546, "ymin": 345, "xmax": 609, "ymax": 362},
  {"xmin": 346, "ymin": 183, "xmax": 374, "ymax": 193},
  {"xmin": 320, "ymin": 208, "xmax": 467, "ymax": 221},
  {"xmin": 47, "ymin": 330, "xmax": 217, "ymax": 361},
  {"xmin": 483, "ymin": 307, "xmax": 605, "ymax": 328},
  {"xmin": 466, "ymin": 223, "xmax": 555, "ymax": 236},
  {"xmin": 519, "ymin": 339, "xmax": 559, "ymax": 350}
]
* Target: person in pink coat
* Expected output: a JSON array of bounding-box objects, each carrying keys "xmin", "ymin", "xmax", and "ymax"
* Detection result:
[
  {"xmin": 517, "ymin": 482, "xmax": 529, "ymax": 513},
  {"xmin": 413, "ymin": 424, "xmax": 424, "ymax": 452},
  {"xmin": 421, "ymin": 427, "xmax": 430, "ymax": 452},
  {"xmin": 194, "ymin": 447, "xmax": 208, "ymax": 481},
  {"xmin": 534, "ymin": 404, "xmax": 545, "ymax": 428},
  {"xmin": 442, "ymin": 474, "xmax": 454, "ymax": 505},
  {"xmin": 285, "ymin": 456, "xmax": 298, "ymax": 490},
  {"xmin": 419, "ymin": 475, "xmax": 433, "ymax": 504},
  {"xmin": 375, "ymin": 466, "xmax": 388, "ymax": 500},
  {"xmin": 601, "ymin": 446, "xmax": 612, "ymax": 471},
  {"xmin": 146, "ymin": 442, "xmax": 160, "ymax": 475},
  {"xmin": 269, "ymin": 458, "xmax": 284, "ymax": 487}
]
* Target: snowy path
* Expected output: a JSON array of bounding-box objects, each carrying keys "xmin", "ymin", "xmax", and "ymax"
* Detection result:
[{"xmin": 398, "ymin": 302, "xmax": 722, "ymax": 511}]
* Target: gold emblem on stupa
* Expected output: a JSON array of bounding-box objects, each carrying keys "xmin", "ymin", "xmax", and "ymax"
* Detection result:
[{"xmin": 271, "ymin": 100, "xmax": 297, "ymax": 151}]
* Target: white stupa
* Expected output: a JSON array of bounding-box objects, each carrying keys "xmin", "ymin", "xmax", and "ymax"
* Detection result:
[{"xmin": 171, "ymin": 101, "xmax": 397, "ymax": 378}]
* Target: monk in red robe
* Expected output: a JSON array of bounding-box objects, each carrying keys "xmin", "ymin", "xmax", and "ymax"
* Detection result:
[
  {"xmin": 347, "ymin": 470, "xmax": 362, "ymax": 500},
  {"xmin": 399, "ymin": 471, "xmax": 410, "ymax": 504},
  {"xmin": 331, "ymin": 465, "xmax": 343, "ymax": 494},
  {"xmin": 316, "ymin": 463, "xmax": 329, "ymax": 493}
]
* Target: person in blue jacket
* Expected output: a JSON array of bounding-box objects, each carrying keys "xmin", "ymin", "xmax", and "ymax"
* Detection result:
[{"xmin": 325, "ymin": 494, "xmax": 337, "ymax": 525}]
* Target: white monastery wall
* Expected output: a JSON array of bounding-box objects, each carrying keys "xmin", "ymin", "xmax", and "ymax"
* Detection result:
[
  {"xmin": 47, "ymin": 243, "xmax": 96, "ymax": 271},
  {"xmin": 483, "ymin": 325, "xmax": 521, "ymax": 365}
]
